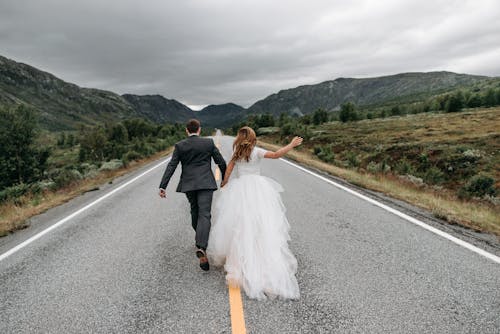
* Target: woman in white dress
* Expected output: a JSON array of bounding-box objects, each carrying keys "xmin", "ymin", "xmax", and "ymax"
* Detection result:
[{"xmin": 207, "ymin": 126, "xmax": 303, "ymax": 300}]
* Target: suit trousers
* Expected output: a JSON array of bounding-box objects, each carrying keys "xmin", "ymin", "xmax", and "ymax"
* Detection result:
[{"xmin": 185, "ymin": 190, "xmax": 214, "ymax": 250}]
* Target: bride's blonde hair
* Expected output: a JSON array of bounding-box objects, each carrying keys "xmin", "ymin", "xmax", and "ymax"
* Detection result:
[{"xmin": 231, "ymin": 126, "xmax": 257, "ymax": 162}]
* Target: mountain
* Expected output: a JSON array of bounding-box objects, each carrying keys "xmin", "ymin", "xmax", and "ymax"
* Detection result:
[
  {"xmin": 0, "ymin": 55, "xmax": 247, "ymax": 130},
  {"xmin": 247, "ymin": 72, "xmax": 489, "ymax": 116},
  {"xmin": 122, "ymin": 94, "xmax": 194, "ymax": 124},
  {"xmin": 1, "ymin": 54, "xmax": 495, "ymax": 130},
  {"xmin": 0, "ymin": 55, "xmax": 137, "ymax": 131},
  {"xmin": 196, "ymin": 103, "xmax": 248, "ymax": 128}
]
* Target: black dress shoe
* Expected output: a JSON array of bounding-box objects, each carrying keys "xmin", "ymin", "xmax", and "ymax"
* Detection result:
[{"xmin": 196, "ymin": 249, "xmax": 210, "ymax": 271}]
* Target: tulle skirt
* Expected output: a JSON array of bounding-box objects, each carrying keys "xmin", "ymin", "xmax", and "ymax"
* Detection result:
[{"xmin": 207, "ymin": 174, "xmax": 300, "ymax": 300}]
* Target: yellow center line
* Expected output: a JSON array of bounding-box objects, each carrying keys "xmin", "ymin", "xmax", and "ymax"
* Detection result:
[
  {"xmin": 215, "ymin": 136, "xmax": 246, "ymax": 333},
  {"xmin": 228, "ymin": 284, "xmax": 247, "ymax": 334}
]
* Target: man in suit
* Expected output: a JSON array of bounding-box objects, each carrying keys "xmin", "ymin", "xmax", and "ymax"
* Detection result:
[{"xmin": 159, "ymin": 119, "xmax": 226, "ymax": 271}]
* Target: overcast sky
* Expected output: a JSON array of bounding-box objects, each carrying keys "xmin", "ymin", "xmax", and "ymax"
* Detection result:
[{"xmin": 1, "ymin": 0, "xmax": 499, "ymax": 109}]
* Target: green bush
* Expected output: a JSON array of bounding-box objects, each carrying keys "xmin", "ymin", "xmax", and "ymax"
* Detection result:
[
  {"xmin": 99, "ymin": 159, "xmax": 124, "ymax": 171},
  {"xmin": 345, "ymin": 151, "xmax": 360, "ymax": 168},
  {"xmin": 395, "ymin": 158, "xmax": 415, "ymax": 175},
  {"xmin": 0, "ymin": 183, "xmax": 32, "ymax": 202},
  {"xmin": 280, "ymin": 123, "xmax": 296, "ymax": 137},
  {"xmin": 122, "ymin": 151, "xmax": 143, "ymax": 164},
  {"xmin": 423, "ymin": 166, "xmax": 445, "ymax": 185},
  {"xmin": 312, "ymin": 108, "xmax": 328, "ymax": 125},
  {"xmin": 339, "ymin": 102, "xmax": 358, "ymax": 122},
  {"xmin": 54, "ymin": 169, "xmax": 83, "ymax": 188},
  {"xmin": 459, "ymin": 175, "xmax": 497, "ymax": 198},
  {"xmin": 313, "ymin": 145, "xmax": 334, "ymax": 163},
  {"xmin": 256, "ymin": 127, "xmax": 280, "ymax": 136},
  {"xmin": 367, "ymin": 159, "xmax": 391, "ymax": 174},
  {"xmin": 0, "ymin": 105, "xmax": 49, "ymax": 188}
]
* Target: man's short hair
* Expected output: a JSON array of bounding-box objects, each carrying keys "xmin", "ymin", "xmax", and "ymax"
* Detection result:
[{"xmin": 186, "ymin": 119, "xmax": 201, "ymax": 134}]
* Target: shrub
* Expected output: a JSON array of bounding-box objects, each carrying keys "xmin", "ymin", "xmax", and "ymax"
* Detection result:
[
  {"xmin": 366, "ymin": 161, "xmax": 380, "ymax": 173},
  {"xmin": 53, "ymin": 169, "xmax": 83, "ymax": 188},
  {"xmin": 390, "ymin": 106, "xmax": 402, "ymax": 116},
  {"xmin": 459, "ymin": 175, "xmax": 497, "ymax": 198},
  {"xmin": 77, "ymin": 163, "xmax": 99, "ymax": 178},
  {"xmin": 423, "ymin": 166, "xmax": 445, "ymax": 185},
  {"xmin": 367, "ymin": 160, "xmax": 391, "ymax": 174},
  {"xmin": 312, "ymin": 108, "xmax": 328, "ymax": 125},
  {"xmin": 313, "ymin": 145, "xmax": 334, "ymax": 163},
  {"xmin": 280, "ymin": 123, "xmax": 296, "ymax": 137},
  {"xmin": 445, "ymin": 92, "xmax": 464, "ymax": 112},
  {"xmin": 339, "ymin": 102, "xmax": 358, "ymax": 122},
  {"xmin": 0, "ymin": 183, "xmax": 32, "ymax": 202},
  {"xmin": 0, "ymin": 105, "xmax": 49, "ymax": 188},
  {"xmin": 345, "ymin": 151, "xmax": 360, "ymax": 168},
  {"xmin": 99, "ymin": 159, "xmax": 124, "ymax": 171},
  {"xmin": 395, "ymin": 158, "xmax": 415, "ymax": 175},
  {"xmin": 122, "ymin": 151, "xmax": 143, "ymax": 165},
  {"xmin": 36, "ymin": 180, "xmax": 56, "ymax": 191},
  {"xmin": 256, "ymin": 127, "xmax": 280, "ymax": 136}
]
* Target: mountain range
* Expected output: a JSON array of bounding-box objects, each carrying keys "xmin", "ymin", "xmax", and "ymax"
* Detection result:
[
  {"xmin": 0, "ymin": 54, "xmax": 494, "ymax": 130},
  {"xmin": 247, "ymin": 72, "xmax": 488, "ymax": 116}
]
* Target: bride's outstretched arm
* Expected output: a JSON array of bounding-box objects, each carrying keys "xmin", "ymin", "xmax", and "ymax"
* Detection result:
[
  {"xmin": 264, "ymin": 136, "xmax": 303, "ymax": 159},
  {"xmin": 221, "ymin": 160, "xmax": 235, "ymax": 187}
]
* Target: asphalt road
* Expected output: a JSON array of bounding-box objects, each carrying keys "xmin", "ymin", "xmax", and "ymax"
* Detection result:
[{"xmin": 1, "ymin": 135, "xmax": 499, "ymax": 333}]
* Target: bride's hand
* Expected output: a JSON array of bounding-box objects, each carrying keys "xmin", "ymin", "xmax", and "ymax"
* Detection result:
[{"xmin": 290, "ymin": 136, "xmax": 303, "ymax": 147}]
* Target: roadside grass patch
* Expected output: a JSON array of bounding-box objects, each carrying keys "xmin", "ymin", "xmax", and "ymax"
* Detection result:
[{"xmin": 258, "ymin": 108, "xmax": 500, "ymax": 237}]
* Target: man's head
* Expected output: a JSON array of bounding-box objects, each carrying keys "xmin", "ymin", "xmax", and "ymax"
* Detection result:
[{"xmin": 186, "ymin": 119, "xmax": 201, "ymax": 135}]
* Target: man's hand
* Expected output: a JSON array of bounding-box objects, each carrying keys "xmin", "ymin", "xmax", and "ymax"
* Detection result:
[{"xmin": 159, "ymin": 188, "xmax": 166, "ymax": 198}]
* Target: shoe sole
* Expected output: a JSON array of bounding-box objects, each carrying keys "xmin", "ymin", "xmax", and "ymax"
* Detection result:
[{"xmin": 196, "ymin": 250, "xmax": 210, "ymax": 271}]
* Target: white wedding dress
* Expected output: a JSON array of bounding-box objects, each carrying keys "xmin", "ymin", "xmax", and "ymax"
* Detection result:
[{"xmin": 207, "ymin": 147, "xmax": 300, "ymax": 300}]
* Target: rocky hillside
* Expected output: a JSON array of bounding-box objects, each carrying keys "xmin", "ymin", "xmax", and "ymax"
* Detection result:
[
  {"xmin": 196, "ymin": 103, "xmax": 248, "ymax": 128},
  {"xmin": 248, "ymin": 72, "xmax": 489, "ymax": 116},
  {"xmin": 1, "ymin": 54, "xmax": 495, "ymax": 129},
  {"xmin": 122, "ymin": 94, "xmax": 194, "ymax": 124},
  {"xmin": 0, "ymin": 55, "xmax": 249, "ymax": 129},
  {"xmin": 0, "ymin": 55, "xmax": 137, "ymax": 131}
]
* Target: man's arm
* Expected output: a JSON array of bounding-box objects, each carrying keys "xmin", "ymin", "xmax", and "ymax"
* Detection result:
[
  {"xmin": 159, "ymin": 144, "xmax": 180, "ymax": 195},
  {"xmin": 211, "ymin": 143, "xmax": 227, "ymax": 179},
  {"xmin": 221, "ymin": 160, "xmax": 234, "ymax": 187}
]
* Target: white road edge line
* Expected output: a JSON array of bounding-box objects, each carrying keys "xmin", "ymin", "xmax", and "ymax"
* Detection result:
[
  {"xmin": 0, "ymin": 158, "xmax": 171, "ymax": 262},
  {"xmin": 279, "ymin": 158, "xmax": 500, "ymax": 265}
]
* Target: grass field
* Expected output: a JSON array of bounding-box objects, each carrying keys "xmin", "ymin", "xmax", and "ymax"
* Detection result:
[
  {"xmin": 259, "ymin": 107, "xmax": 500, "ymax": 237},
  {"xmin": 0, "ymin": 147, "xmax": 173, "ymax": 237}
]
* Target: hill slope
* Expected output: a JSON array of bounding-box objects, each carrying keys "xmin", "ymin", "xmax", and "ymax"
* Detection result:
[
  {"xmin": 248, "ymin": 72, "xmax": 489, "ymax": 116},
  {"xmin": 1, "ymin": 54, "xmax": 496, "ymax": 129},
  {"xmin": 121, "ymin": 94, "xmax": 194, "ymax": 124},
  {"xmin": 0, "ymin": 55, "xmax": 137, "ymax": 130},
  {"xmin": 196, "ymin": 103, "xmax": 248, "ymax": 128}
]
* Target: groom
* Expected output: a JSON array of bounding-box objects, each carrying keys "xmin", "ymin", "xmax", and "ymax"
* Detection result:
[{"xmin": 159, "ymin": 119, "xmax": 226, "ymax": 271}]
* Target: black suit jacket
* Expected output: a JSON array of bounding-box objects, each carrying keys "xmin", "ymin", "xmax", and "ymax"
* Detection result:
[{"xmin": 159, "ymin": 136, "xmax": 227, "ymax": 193}]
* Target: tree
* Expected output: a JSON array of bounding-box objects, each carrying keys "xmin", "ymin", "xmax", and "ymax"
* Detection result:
[
  {"xmin": 78, "ymin": 126, "xmax": 108, "ymax": 162},
  {"xmin": 390, "ymin": 106, "xmax": 402, "ymax": 116},
  {"xmin": 339, "ymin": 102, "xmax": 358, "ymax": 122},
  {"xmin": 466, "ymin": 93, "xmax": 482, "ymax": 108},
  {"xmin": 445, "ymin": 92, "xmax": 464, "ymax": 112},
  {"xmin": 300, "ymin": 114, "xmax": 312, "ymax": 125},
  {"xmin": 256, "ymin": 113, "xmax": 275, "ymax": 128},
  {"xmin": 483, "ymin": 88, "xmax": 497, "ymax": 107},
  {"xmin": 0, "ymin": 105, "xmax": 49, "ymax": 188},
  {"xmin": 312, "ymin": 108, "xmax": 328, "ymax": 125},
  {"xmin": 108, "ymin": 123, "xmax": 129, "ymax": 144},
  {"xmin": 278, "ymin": 113, "xmax": 290, "ymax": 127}
]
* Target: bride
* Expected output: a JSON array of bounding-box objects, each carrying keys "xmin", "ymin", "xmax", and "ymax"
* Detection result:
[{"xmin": 207, "ymin": 126, "xmax": 302, "ymax": 300}]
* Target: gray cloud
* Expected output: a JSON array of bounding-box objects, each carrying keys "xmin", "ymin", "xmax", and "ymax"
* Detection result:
[{"xmin": 1, "ymin": 0, "xmax": 499, "ymax": 108}]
